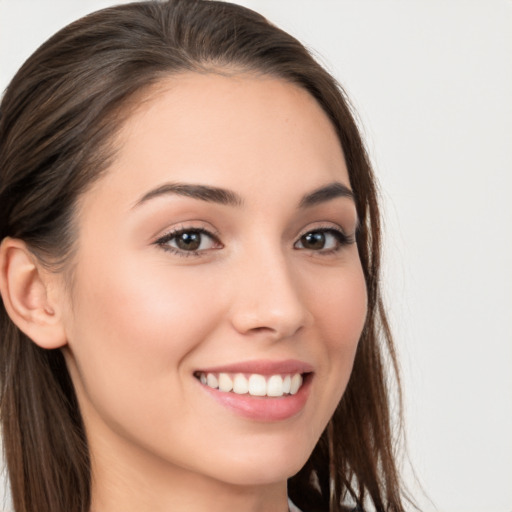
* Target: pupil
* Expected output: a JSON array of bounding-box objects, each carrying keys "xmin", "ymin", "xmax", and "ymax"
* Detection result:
[
  {"xmin": 303, "ymin": 231, "xmax": 325, "ymax": 249},
  {"xmin": 177, "ymin": 232, "xmax": 201, "ymax": 251}
]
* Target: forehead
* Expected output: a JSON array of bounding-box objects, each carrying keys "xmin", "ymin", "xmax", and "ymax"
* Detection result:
[{"xmin": 86, "ymin": 72, "xmax": 350, "ymax": 209}]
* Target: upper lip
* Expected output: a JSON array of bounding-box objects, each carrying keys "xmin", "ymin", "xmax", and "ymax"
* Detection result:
[{"xmin": 195, "ymin": 359, "xmax": 314, "ymax": 376}]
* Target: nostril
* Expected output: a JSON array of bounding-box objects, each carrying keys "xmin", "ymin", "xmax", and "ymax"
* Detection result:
[
  {"xmin": 249, "ymin": 326, "xmax": 275, "ymax": 334},
  {"xmin": 244, "ymin": 323, "xmax": 304, "ymax": 340}
]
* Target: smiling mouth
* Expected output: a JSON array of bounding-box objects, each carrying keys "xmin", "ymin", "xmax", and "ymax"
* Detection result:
[{"xmin": 194, "ymin": 371, "xmax": 307, "ymax": 398}]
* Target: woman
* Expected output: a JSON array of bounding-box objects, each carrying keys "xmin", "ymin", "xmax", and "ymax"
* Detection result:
[{"xmin": 0, "ymin": 1, "xmax": 408, "ymax": 511}]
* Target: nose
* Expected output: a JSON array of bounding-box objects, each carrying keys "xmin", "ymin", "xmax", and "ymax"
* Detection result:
[{"xmin": 228, "ymin": 247, "xmax": 312, "ymax": 340}]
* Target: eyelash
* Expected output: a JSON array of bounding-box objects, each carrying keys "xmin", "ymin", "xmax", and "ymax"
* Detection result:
[{"xmin": 154, "ymin": 225, "xmax": 355, "ymax": 258}]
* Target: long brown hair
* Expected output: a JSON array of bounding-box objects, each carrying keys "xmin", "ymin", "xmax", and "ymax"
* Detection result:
[{"xmin": 0, "ymin": 1, "xmax": 408, "ymax": 511}]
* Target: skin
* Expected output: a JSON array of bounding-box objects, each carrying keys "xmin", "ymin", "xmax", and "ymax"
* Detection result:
[{"xmin": 35, "ymin": 74, "xmax": 368, "ymax": 511}]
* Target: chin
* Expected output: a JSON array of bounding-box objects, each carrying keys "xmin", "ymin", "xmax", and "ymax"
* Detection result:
[
  {"xmin": 205, "ymin": 436, "xmax": 314, "ymax": 487},
  {"xmin": 215, "ymin": 461, "xmax": 305, "ymax": 488}
]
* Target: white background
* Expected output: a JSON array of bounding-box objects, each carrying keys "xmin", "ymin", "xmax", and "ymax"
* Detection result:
[{"xmin": 1, "ymin": 1, "xmax": 511, "ymax": 511}]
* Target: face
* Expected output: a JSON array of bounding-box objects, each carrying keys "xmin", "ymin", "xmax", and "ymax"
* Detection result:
[{"xmin": 59, "ymin": 73, "xmax": 367, "ymax": 490}]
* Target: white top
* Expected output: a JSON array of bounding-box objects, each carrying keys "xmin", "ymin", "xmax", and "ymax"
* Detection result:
[{"xmin": 288, "ymin": 498, "xmax": 302, "ymax": 512}]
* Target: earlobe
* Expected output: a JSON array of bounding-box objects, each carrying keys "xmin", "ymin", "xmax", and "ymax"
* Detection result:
[{"xmin": 0, "ymin": 237, "xmax": 67, "ymax": 349}]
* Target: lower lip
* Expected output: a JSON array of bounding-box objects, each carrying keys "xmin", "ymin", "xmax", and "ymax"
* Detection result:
[{"xmin": 198, "ymin": 375, "xmax": 312, "ymax": 422}]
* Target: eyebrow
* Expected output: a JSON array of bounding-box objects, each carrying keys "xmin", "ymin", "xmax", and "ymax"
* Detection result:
[
  {"xmin": 133, "ymin": 180, "xmax": 354, "ymax": 209},
  {"xmin": 133, "ymin": 183, "xmax": 244, "ymax": 208},
  {"xmin": 298, "ymin": 182, "xmax": 355, "ymax": 208}
]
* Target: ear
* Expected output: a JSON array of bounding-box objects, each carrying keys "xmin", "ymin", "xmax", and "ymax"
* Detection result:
[{"xmin": 0, "ymin": 237, "xmax": 67, "ymax": 349}]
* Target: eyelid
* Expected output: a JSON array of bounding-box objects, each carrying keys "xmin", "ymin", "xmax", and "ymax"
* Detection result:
[
  {"xmin": 152, "ymin": 220, "xmax": 220, "ymax": 243},
  {"xmin": 296, "ymin": 222, "xmax": 354, "ymax": 240}
]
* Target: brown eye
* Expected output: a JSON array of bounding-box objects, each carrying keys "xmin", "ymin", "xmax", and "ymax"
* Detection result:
[
  {"xmin": 175, "ymin": 231, "xmax": 202, "ymax": 251},
  {"xmin": 156, "ymin": 228, "xmax": 220, "ymax": 255},
  {"xmin": 300, "ymin": 231, "xmax": 326, "ymax": 250},
  {"xmin": 294, "ymin": 228, "xmax": 350, "ymax": 252}
]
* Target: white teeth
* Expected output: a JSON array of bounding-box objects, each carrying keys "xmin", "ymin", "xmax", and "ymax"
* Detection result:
[
  {"xmin": 282, "ymin": 375, "xmax": 291, "ymax": 394},
  {"xmin": 200, "ymin": 371, "xmax": 305, "ymax": 397},
  {"xmin": 290, "ymin": 374, "xmax": 303, "ymax": 395},
  {"xmin": 233, "ymin": 373, "xmax": 249, "ymax": 394},
  {"xmin": 218, "ymin": 373, "xmax": 233, "ymax": 392},
  {"xmin": 267, "ymin": 375, "xmax": 284, "ymax": 397},
  {"xmin": 248, "ymin": 374, "xmax": 267, "ymax": 396},
  {"xmin": 206, "ymin": 373, "xmax": 218, "ymax": 389}
]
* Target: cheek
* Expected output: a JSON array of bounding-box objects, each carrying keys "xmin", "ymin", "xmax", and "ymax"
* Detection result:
[
  {"xmin": 306, "ymin": 258, "xmax": 367, "ymax": 411},
  {"xmin": 308, "ymin": 257, "xmax": 367, "ymax": 350},
  {"xmin": 72, "ymin": 251, "xmax": 218, "ymax": 348},
  {"xmin": 63, "ymin": 253, "xmax": 221, "ymax": 421}
]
